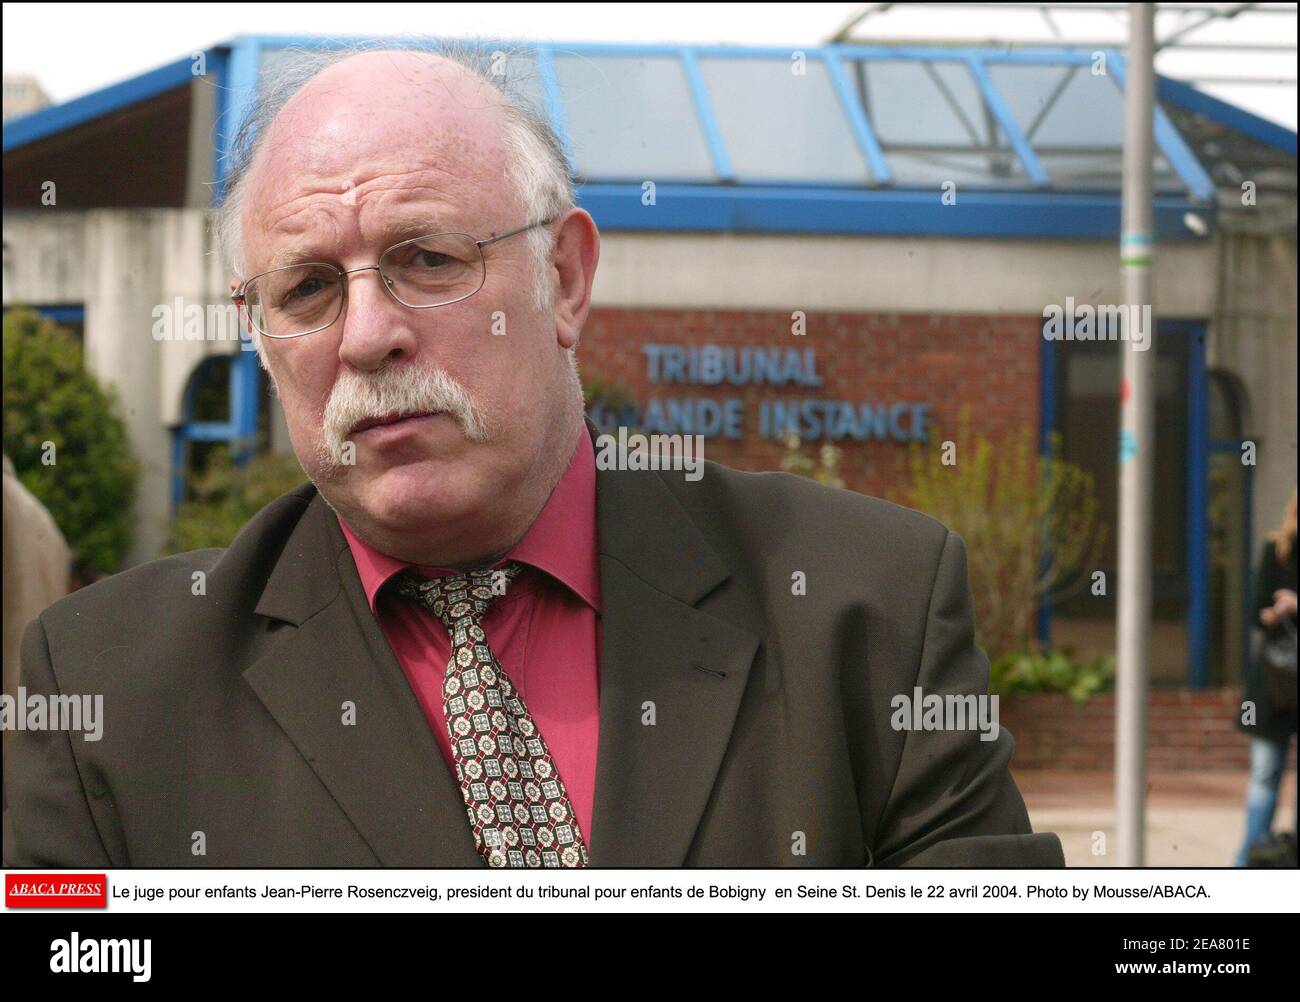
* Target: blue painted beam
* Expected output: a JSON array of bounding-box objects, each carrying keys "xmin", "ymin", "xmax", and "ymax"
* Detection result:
[
  {"xmin": 181, "ymin": 422, "xmax": 238, "ymax": 442},
  {"xmin": 213, "ymin": 36, "xmax": 263, "ymax": 193},
  {"xmin": 4, "ymin": 304, "xmax": 86, "ymax": 325},
  {"xmin": 4, "ymin": 55, "xmax": 201, "ymax": 152},
  {"xmin": 534, "ymin": 46, "xmax": 575, "ymax": 176},
  {"xmin": 966, "ymin": 55, "xmax": 1051, "ymax": 188},
  {"xmin": 171, "ymin": 430, "xmax": 185, "ymax": 510},
  {"xmin": 231, "ymin": 347, "xmax": 261, "ymax": 464},
  {"xmin": 679, "ymin": 48, "xmax": 735, "ymax": 183},
  {"xmin": 1156, "ymin": 74, "xmax": 1297, "ymax": 156},
  {"xmin": 206, "ymin": 45, "xmax": 231, "ymax": 201},
  {"xmin": 1185, "ymin": 322, "xmax": 1210, "ymax": 688},
  {"xmin": 1109, "ymin": 52, "xmax": 1216, "ymax": 203},
  {"xmin": 1242, "ymin": 465, "xmax": 1255, "ymax": 687},
  {"xmin": 822, "ymin": 51, "xmax": 892, "ymax": 186},
  {"xmin": 1037, "ymin": 333, "xmax": 1057, "ymax": 650},
  {"xmin": 575, "ymin": 184, "xmax": 1211, "ymax": 240}
]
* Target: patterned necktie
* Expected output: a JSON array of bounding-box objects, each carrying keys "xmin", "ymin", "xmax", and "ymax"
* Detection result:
[{"xmin": 394, "ymin": 562, "xmax": 589, "ymax": 868}]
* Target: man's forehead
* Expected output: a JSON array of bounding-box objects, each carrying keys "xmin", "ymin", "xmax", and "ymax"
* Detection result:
[
  {"xmin": 242, "ymin": 52, "xmax": 515, "ymax": 257},
  {"xmin": 269, "ymin": 53, "xmax": 506, "ymax": 161}
]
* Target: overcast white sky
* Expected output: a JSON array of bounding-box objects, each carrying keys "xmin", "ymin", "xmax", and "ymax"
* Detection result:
[{"xmin": 3, "ymin": 2, "xmax": 1296, "ymax": 129}]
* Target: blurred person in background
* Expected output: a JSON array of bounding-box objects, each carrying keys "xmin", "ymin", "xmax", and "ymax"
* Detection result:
[
  {"xmin": 1234, "ymin": 488, "xmax": 1298, "ymax": 866},
  {"xmin": 2, "ymin": 453, "xmax": 71, "ymax": 809}
]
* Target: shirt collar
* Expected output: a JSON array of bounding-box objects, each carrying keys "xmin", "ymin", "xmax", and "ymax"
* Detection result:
[{"xmin": 339, "ymin": 421, "xmax": 600, "ymax": 614}]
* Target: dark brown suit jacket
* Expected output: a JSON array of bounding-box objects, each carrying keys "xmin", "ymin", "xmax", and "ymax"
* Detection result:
[{"xmin": 3, "ymin": 434, "xmax": 1063, "ymax": 868}]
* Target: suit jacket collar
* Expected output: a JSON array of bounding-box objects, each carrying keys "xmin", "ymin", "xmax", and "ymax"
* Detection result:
[
  {"xmin": 247, "ymin": 427, "xmax": 759, "ymax": 866},
  {"xmin": 337, "ymin": 421, "xmax": 602, "ymax": 615}
]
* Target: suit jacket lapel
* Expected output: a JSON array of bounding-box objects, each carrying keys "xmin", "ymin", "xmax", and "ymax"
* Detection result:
[
  {"xmin": 588, "ymin": 458, "xmax": 760, "ymax": 866},
  {"xmin": 240, "ymin": 432, "xmax": 761, "ymax": 868},
  {"xmin": 244, "ymin": 492, "xmax": 481, "ymax": 866}
]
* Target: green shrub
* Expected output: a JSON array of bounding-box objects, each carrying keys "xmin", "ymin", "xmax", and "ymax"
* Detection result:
[
  {"xmin": 581, "ymin": 370, "xmax": 640, "ymax": 431},
  {"xmin": 166, "ymin": 448, "xmax": 307, "ymax": 553},
  {"xmin": 990, "ymin": 649, "xmax": 1116, "ymax": 704},
  {"xmin": 2, "ymin": 306, "xmax": 138, "ymax": 574},
  {"xmin": 892, "ymin": 409, "xmax": 1105, "ymax": 659},
  {"xmin": 780, "ymin": 430, "xmax": 845, "ymax": 489}
]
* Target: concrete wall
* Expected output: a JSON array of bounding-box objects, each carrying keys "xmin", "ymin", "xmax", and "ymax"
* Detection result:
[
  {"xmin": 589, "ymin": 231, "xmax": 1218, "ymax": 315},
  {"xmin": 1207, "ymin": 227, "xmax": 1299, "ymax": 559},
  {"xmin": 3, "ymin": 208, "xmax": 237, "ymax": 567}
]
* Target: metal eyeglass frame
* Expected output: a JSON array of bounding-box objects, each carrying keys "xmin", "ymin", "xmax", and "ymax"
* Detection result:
[{"xmin": 231, "ymin": 216, "xmax": 557, "ymax": 340}]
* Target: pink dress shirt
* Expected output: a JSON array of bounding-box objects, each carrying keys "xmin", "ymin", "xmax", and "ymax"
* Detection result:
[{"xmin": 339, "ymin": 423, "xmax": 602, "ymax": 847}]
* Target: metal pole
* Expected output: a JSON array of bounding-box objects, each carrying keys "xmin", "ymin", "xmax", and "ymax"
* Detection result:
[{"xmin": 1117, "ymin": 2, "xmax": 1156, "ymax": 868}]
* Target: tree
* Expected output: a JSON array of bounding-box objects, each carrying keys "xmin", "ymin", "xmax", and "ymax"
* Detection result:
[
  {"xmin": 3, "ymin": 306, "xmax": 138, "ymax": 575},
  {"xmin": 892, "ymin": 410, "xmax": 1105, "ymax": 658}
]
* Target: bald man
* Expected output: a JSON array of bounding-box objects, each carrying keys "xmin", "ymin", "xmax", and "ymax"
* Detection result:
[{"xmin": 4, "ymin": 45, "xmax": 1063, "ymax": 869}]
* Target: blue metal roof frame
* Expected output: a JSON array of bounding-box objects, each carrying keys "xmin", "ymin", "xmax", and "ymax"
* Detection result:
[
  {"xmin": 1108, "ymin": 52, "xmax": 1215, "ymax": 200},
  {"xmin": 2, "ymin": 53, "xmax": 201, "ymax": 151},
  {"xmin": 6, "ymin": 35, "xmax": 1294, "ymax": 241},
  {"xmin": 1155, "ymin": 74, "xmax": 1297, "ymax": 157},
  {"xmin": 574, "ymin": 184, "xmax": 1206, "ymax": 239},
  {"xmin": 964, "ymin": 54, "xmax": 1052, "ymax": 189},
  {"xmin": 212, "ymin": 37, "xmax": 263, "ymax": 203}
]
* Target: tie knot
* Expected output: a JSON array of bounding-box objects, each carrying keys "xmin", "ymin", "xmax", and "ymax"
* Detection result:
[{"xmin": 394, "ymin": 562, "xmax": 524, "ymax": 629}]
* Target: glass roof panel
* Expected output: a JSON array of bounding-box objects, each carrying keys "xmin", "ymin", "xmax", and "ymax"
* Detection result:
[
  {"xmin": 862, "ymin": 59, "xmax": 989, "ymax": 146},
  {"xmin": 552, "ymin": 54, "xmax": 715, "ymax": 182},
  {"xmin": 989, "ymin": 63, "xmax": 1125, "ymax": 148},
  {"xmin": 987, "ymin": 62, "xmax": 1185, "ymax": 190},
  {"xmin": 245, "ymin": 43, "xmax": 1225, "ymax": 198},
  {"xmin": 698, "ymin": 57, "xmax": 873, "ymax": 184},
  {"xmin": 848, "ymin": 57, "xmax": 1031, "ymax": 188}
]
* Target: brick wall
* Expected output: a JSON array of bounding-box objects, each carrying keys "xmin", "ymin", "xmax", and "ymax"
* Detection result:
[
  {"xmin": 1002, "ymin": 690, "xmax": 1298, "ymax": 771},
  {"xmin": 580, "ymin": 307, "xmax": 1042, "ymax": 498}
]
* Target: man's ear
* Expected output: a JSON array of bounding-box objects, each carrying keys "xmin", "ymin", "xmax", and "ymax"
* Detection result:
[
  {"xmin": 551, "ymin": 209, "xmax": 600, "ymax": 351},
  {"xmin": 229, "ymin": 280, "xmax": 251, "ymax": 337},
  {"xmin": 229, "ymin": 281, "xmax": 273, "ymax": 382}
]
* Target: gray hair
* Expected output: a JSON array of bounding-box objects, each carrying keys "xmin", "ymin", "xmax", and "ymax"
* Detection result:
[{"xmin": 214, "ymin": 37, "xmax": 576, "ymax": 315}]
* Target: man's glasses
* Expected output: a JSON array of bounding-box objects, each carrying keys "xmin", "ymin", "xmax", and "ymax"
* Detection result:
[{"xmin": 232, "ymin": 217, "xmax": 556, "ymax": 340}]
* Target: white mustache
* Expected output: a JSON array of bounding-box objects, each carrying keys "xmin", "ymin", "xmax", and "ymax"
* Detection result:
[{"xmin": 317, "ymin": 364, "xmax": 488, "ymax": 474}]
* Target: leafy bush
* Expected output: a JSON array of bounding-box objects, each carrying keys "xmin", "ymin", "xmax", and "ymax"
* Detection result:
[
  {"xmin": 581, "ymin": 370, "xmax": 640, "ymax": 431},
  {"xmin": 2, "ymin": 306, "xmax": 138, "ymax": 574},
  {"xmin": 989, "ymin": 649, "xmax": 1116, "ymax": 704},
  {"xmin": 892, "ymin": 409, "xmax": 1105, "ymax": 658},
  {"xmin": 780, "ymin": 430, "xmax": 845, "ymax": 489},
  {"xmin": 166, "ymin": 448, "xmax": 307, "ymax": 552}
]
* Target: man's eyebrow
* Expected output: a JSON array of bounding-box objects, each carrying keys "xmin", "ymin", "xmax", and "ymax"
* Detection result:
[
  {"xmin": 261, "ymin": 214, "xmax": 461, "ymax": 272},
  {"xmin": 379, "ymin": 214, "xmax": 457, "ymax": 240},
  {"xmin": 266, "ymin": 241, "xmax": 315, "ymax": 271}
]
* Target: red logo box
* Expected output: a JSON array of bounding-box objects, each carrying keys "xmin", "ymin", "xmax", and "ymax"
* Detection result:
[{"xmin": 5, "ymin": 874, "xmax": 107, "ymax": 908}]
